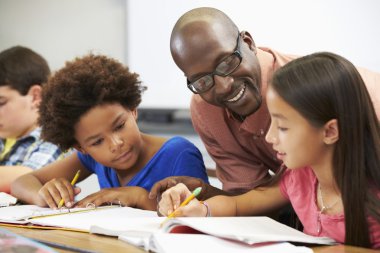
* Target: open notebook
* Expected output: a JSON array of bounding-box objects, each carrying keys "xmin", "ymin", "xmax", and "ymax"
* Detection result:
[
  {"xmin": 0, "ymin": 204, "xmax": 156, "ymax": 231},
  {"xmin": 0, "ymin": 205, "xmax": 335, "ymax": 252},
  {"xmin": 149, "ymin": 234, "xmax": 314, "ymax": 253},
  {"xmin": 90, "ymin": 216, "xmax": 336, "ymax": 251}
]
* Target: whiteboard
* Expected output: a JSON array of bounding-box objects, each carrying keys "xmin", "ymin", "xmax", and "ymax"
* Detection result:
[{"xmin": 1, "ymin": 0, "xmax": 379, "ymax": 109}]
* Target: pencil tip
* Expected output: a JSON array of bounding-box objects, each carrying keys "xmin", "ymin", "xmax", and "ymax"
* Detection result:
[{"xmin": 193, "ymin": 187, "xmax": 202, "ymax": 196}]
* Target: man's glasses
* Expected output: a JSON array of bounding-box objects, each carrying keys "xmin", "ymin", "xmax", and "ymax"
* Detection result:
[{"xmin": 187, "ymin": 32, "xmax": 242, "ymax": 94}]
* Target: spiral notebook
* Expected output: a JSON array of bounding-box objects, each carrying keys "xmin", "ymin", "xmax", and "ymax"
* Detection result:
[
  {"xmin": 0, "ymin": 204, "xmax": 156, "ymax": 232},
  {"xmin": 0, "ymin": 204, "xmax": 119, "ymax": 225}
]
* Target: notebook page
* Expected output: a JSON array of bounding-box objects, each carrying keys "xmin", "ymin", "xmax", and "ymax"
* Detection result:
[
  {"xmin": 149, "ymin": 234, "xmax": 313, "ymax": 253},
  {"xmin": 32, "ymin": 206, "xmax": 157, "ymax": 232},
  {"xmin": 162, "ymin": 217, "xmax": 336, "ymax": 245},
  {"xmin": 0, "ymin": 192, "xmax": 17, "ymax": 207},
  {"xmin": 0, "ymin": 205, "xmax": 115, "ymax": 224},
  {"xmin": 91, "ymin": 216, "xmax": 165, "ymax": 237},
  {"xmin": 0, "ymin": 205, "xmax": 66, "ymax": 223}
]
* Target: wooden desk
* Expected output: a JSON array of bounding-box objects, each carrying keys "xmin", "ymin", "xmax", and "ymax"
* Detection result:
[
  {"xmin": 2, "ymin": 225, "xmax": 378, "ymax": 253},
  {"xmin": 2, "ymin": 226, "xmax": 145, "ymax": 253}
]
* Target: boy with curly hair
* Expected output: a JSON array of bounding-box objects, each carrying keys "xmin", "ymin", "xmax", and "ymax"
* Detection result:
[
  {"xmin": 0, "ymin": 46, "xmax": 63, "ymax": 193},
  {"xmin": 11, "ymin": 54, "xmax": 209, "ymax": 210}
]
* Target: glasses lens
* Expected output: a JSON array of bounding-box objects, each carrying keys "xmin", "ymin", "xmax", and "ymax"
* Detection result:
[
  {"xmin": 215, "ymin": 54, "xmax": 241, "ymax": 75},
  {"xmin": 192, "ymin": 75, "xmax": 213, "ymax": 93}
]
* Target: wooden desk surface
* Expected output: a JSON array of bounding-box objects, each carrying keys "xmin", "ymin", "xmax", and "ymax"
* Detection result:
[{"xmin": 2, "ymin": 225, "xmax": 378, "ymax": 253}]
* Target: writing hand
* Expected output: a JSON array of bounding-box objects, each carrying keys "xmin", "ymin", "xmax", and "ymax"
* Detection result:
[
  {"xmin": 158, "ymin": 183, "xmax": 206, "ymax": 217},
  {"xmin": 38, "ymin": 178, "xmax": 81, "ymax": 209}
]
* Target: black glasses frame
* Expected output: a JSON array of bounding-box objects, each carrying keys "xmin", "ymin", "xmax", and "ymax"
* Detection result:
[{"xmin": 186, "ymin": 32, "xmax": 242, "ymax": 94}]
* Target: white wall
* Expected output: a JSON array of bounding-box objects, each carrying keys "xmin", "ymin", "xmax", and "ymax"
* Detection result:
[
  {"xmin": 127, "ymin": 0, "xmax": 380, "ymax": 108},
  {"xmin": 1, "ymin": 0, "xmax": 379, "ymax": 109},
  {"xmin": 0, "ymin": 0, "xmax": 126, "ymax": 71}
]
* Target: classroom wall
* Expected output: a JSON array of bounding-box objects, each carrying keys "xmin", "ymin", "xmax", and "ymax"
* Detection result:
[
  {"xmin": 127, "ymin": 0, "xmax": 380, "ymax": 108},
  {"xmin": 1, "ymin": 0, "xmax": 379, "ymax": 110},
  {"xmin": 0, "ymin": 0, "xmax": 126, "ymax": 71}
]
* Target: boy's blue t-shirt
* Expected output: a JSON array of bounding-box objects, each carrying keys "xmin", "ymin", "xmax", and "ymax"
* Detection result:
[{"xmin": 77, "ymin": 136, "xmax": 209, "ymax": 191}]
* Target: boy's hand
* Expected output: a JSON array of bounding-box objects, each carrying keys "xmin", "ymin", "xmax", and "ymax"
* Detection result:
[
  {"xmin": 158, "ymin": 183, "xmax": 206, "ymax": 217},
  {"xmin": 75, "ymin": 186, "xmax": 156, "ymax": 210},
  {"xmin": 38, "ymin": 178, "xmax": 81, "ymax": 209}
]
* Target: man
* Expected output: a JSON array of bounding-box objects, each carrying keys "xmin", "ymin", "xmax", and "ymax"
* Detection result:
[
  {"xmin": 0, "ymin": 46, "xmax": 64, "ymax": 193},
  {"xmin": 149, "ymin": 7, "xmax": 380, "ymax": 200}
]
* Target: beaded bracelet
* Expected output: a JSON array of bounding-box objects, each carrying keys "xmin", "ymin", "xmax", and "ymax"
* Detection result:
[{"xmin": 200, "ymin": 201, "xmax": 211, "ymax": 217}]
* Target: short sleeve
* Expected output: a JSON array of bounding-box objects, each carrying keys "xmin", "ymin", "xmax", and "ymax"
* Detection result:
[
  {"xmin": 279, "ymin": 169, "xmax": 294, "ymax": 200},
  {"xmin": 21, "ymin": 142, "xmax": 63, "ymax": 169},
  {"xmin": 171, "ymin": 144, "xmax": 209, "ymax": 184},
  {"xmin": 77, "ymin": 151, "xmax": 96, "ymax": 173}
]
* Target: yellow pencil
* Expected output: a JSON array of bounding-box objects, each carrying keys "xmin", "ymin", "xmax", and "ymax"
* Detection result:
[
  {"xmin": 57, "ymin": 170, "xmax": 80, "ymax": 208},
  {"xmin": 160, "ymin": 187, "xmax": 202, "ymax": 227}
]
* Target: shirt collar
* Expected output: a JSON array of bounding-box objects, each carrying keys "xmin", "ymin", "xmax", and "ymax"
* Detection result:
[{"xmin": 16, "ymin": 127, "xmax": 41, "ymax": 143}]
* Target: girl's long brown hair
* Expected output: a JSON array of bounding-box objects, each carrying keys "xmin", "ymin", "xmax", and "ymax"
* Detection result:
[{"xmin": 270, "ymin": 52, "xmax": 380, "ymax": 248}]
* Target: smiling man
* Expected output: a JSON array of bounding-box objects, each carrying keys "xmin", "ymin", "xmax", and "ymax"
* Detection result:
[{"xmin": 149, "ymin": 7, "xmax": 380, "ymax": 200}]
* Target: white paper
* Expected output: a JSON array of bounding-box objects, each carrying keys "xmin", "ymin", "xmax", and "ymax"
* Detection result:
[
  {"xmin": 0, "ymin": 192, "xmax": 17, "ymax": 207},
  {"xmin": 149, "ymin": 233, "xmax": 314, "ymax": 253},
  {"xmin": 0, "ymin": 205, "xmax": 65, "ymax": 223},
  {"xmin": 32, "ymin": 207, "xmax": 157, "ymax": 231},
  {"xmin": 92, "ymin": 216, "xmax": 335, "ymax": 250},
  {"xmin": 91, "ymin": 217, "xmax": 163, "ymax": 236},
  {"xmin": 162, "ymin": 217, "xmax": 336, "ymax": 245}
]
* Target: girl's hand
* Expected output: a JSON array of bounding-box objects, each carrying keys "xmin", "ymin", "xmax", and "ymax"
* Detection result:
[
  {"xmin": 75, "ymin": 186, "xmax": 156, "ymax": 210},
  {"xmin": 37, "ymin": 178, "xmax": 81, "ymax": 209},
  {"xmin": 158, "ymin": 183, "xmax": 207, "ymax": 217}
]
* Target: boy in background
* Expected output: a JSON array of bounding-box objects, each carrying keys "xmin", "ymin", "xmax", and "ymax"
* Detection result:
[{"xmin": 0, "ymin": 46, "xmax": 63, "ymax": 193}]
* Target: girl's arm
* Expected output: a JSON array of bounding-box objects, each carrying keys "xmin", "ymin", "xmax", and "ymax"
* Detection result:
[
  {"xmin": 206, "ymin": 183, "xmax": 289, "ymax": 216},
  {"xmin": 10, "ymin": 152, "xmax": 91, "ymax": 207},
  {"xmin": 158, "ymin": 182, "xmax": 289, "ymax": 217}
]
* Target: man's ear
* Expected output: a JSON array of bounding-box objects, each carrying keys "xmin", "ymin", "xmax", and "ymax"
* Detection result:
[
  {"xmin": 27, "ymin": 85, "xmax": 42, "ymax": 108},
  {"xmin": 73, "ymin": 144, "xmax": 86, "ymax": 154},
  {"xmin": 241, "ymin": 31, "xmax": 257, "ymax": 54},
  {"xmin": 323, "ymin": 119, "xmax": 339, "ymax": 145}
]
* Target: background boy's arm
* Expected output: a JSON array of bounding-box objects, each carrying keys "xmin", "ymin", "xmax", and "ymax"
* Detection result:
[{"xmin": 0, "ymin": 165, "xmax": 33, "ymax": 193}]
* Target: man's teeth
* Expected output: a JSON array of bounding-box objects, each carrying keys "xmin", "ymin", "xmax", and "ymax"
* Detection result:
[{"xmin": 228, "ymin": 86, "xmax": 245, "ymax": 102}]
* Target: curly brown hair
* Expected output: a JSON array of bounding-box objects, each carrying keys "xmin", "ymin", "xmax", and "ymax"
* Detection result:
[{"xmin": 39, "ymin": 54, "xmax": 146, "ymax": 150}]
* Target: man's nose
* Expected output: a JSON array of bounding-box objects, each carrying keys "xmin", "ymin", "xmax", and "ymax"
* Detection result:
[{"xmin": 213, "ymin": 75, "xmax": 234, "ymax": 95}]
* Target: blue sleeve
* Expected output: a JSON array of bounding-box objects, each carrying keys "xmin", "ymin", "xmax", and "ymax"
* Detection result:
[
  {"xmin": 171, "ymin": 144, "xmax": 210, "ymax": 184},
  {"xmin": 77, "ymin": 152, "xmax": 96, "ymax": 173}
]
